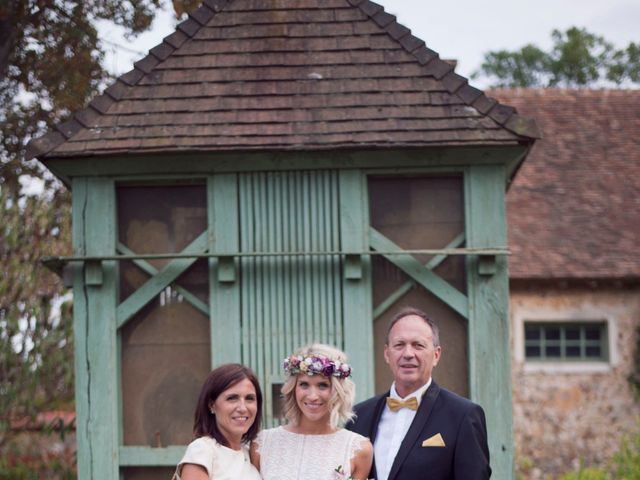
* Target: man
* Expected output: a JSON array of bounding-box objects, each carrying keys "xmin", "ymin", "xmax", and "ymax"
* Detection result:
[{"xmin": 347, "ymin": 307, "xmax": 491, "ymax": 480}]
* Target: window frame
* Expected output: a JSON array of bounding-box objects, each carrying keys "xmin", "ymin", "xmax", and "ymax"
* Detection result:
[
  {"xmin": 513, "ymin": 306, "xmax": 618, "ymax": 374},
  {"xmin": 523, "ymin": 321, "xmax": 609, "ymax": 362}
]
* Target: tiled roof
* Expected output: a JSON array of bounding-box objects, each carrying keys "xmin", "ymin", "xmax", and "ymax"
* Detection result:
[
  {"xmin": 495, "ymin": 89, "xmax": 640, "ymax": 281},
  {"xmin": 27, "ymin": 0, "xmax": 538, "ymax": 160}
]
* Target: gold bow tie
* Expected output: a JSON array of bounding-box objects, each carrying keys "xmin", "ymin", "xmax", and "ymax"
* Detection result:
[{"xmin": 386, "ymin": 396, "xmax": 419, "ymax": 412}]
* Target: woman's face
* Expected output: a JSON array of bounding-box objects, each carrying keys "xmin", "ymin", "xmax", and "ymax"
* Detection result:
[
  {"xmin": 210, "ymin": 378, "xmax": 258, "ymax": 444},
  {"xmin": 295, "ymin": 374, "xmax": 332, "ymax": 424}
]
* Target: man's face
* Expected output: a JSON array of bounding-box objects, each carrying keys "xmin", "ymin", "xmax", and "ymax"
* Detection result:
[{"xmin": 384, "ymin": 314, "xmax": 441, "ymax": 397}]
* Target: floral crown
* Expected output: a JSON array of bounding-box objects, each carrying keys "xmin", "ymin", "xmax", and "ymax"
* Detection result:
[{"xmin": 283, "ymin": 354, "xmax": 352, "ymax": 379}]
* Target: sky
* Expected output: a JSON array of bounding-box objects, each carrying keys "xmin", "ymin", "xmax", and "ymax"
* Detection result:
[{"xmin": 99, "ymin": 0, "xmax": 640, "ymax": 88}]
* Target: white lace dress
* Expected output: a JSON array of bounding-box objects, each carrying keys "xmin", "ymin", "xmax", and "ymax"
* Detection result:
[{"xmin": 256, "ymin": 426, "xmax": 367, "ymax": 480}]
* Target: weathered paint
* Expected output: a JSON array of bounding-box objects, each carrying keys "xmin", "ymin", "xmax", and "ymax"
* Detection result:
[
  {"xmin": 465, "ymin": 164, "xmax": 514, "ymax": 479},
  {"xmin": 370, "ymin": 227, "xmax": 469, "ymax": 319},
  {"xmin": 72, "ymin": 177, "xmax": 119, "ymax": 479},
  {"xmin": 339, "ymin": 170, "xmax": 374, "ymax": 402},
  {"xmin": 115, "ymin": 232, "xmax": 208, "ymax": 329},
  {"xmin": 208, "ymin": 174, "xmax": 242, "ymax": 366},
  {"xmin": 44, "ymin": 146, "xmax": 528, "ymax": 184}
]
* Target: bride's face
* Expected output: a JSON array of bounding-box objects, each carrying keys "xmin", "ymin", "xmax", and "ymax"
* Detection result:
[{"xmin": 295, "ymin": 373, "xmax": 332, "ymax": 424}]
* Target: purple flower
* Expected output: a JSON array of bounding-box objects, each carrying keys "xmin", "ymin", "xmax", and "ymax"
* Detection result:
[{"xmin": 322, "ymin": 364, "xmax": 335, "ymax": 376}]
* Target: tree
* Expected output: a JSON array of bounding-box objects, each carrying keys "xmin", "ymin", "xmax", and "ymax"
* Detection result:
[
  {"xmin": 0, "ymin": 0, "xmax": 197, "ymax": 451},
  {"xmin": 473, "ymin": 27, "xmax": 640, "ymax": 88}
]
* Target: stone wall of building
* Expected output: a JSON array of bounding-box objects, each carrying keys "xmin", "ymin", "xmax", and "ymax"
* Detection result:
[{"xmin": 510, "ymin": 286, "xmax": 640, "ymax": 478}]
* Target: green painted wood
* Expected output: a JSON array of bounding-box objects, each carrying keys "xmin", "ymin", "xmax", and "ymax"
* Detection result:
[
  {"xmin": 84, "ymin": 260, "xmax": 103, "ymax": 286},
  {"xmin": 339, "ymin": 170, "xmax": 374, "ymax": 402},
  {"xmin": 372, "ymin": 281, "xmax": 415, "ymax": 320},
  {"xmin": 116, "ymin": 243, "xmax": 209, "ymax": 316},
  {"xmin": 208, "ymin": 174, "xmax": 242, "ymax": 366},
  {"xmin": 465, "ymin": 164, "xmax": 514, "ymax": 480},
  {"xmin": 45, "ymin": 146, "xmax": 528, "ymax": 183},
  {"xmin": 72, "ymin": 177, "xmax": 119, "ymax": 480},
  {"xmin": 238, "ymin": 170, "xmax": 346, "ymax": 425},
  {"xmin": 71, "ymin": 179, "xmax": 90, "ymax": 480},
  {"xmin": 372, "ymin": 232, "xmax": 466, "ymax": 320},
  {"xmin": 115, "ymin": 232, "xmax": 208, "ymax": 329},
  {"xmin": 369, "ymin": 227, "xmax": 469, "ymax": 320},
  {"xmin": 118, "ymin": 446, "xmax": 184, "ymax": 466}
]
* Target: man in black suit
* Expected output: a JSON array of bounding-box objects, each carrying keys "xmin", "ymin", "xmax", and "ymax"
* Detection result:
[{"xmin": 347, "ymin": 307, "xmax": 491, "ymax": 480}]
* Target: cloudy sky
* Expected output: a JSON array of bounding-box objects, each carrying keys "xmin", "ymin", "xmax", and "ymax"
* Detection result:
[{"xmin": 100, "ymin": 0, "xmax": 640, "ymax": 88}]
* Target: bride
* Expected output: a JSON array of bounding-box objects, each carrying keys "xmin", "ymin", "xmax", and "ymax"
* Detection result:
[{"xmin": 251, "ymin": 344, "xmax": 373, "ymax": 480}]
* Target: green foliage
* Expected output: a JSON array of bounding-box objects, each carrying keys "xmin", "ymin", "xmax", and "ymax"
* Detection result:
[
  {"xmin": 559, "ymin": 466, "xmax": 610, "ymax": 480},
  {"xmin": 0, "ymin": 187, "xmax": 73, "ymax": 445},
  {"xmin": 556, "ymin": 430, "xmax": 640, "ymax": 480},
  {"xmin": 612, "ymin": 432, "xmax": 640, "ymax": 479},
  {"xmin": 473, "ymin": 27, "xmax": 640, "ymax": 88},
  {"xmin": 0, "ymin": 0, "xmax": 164, "ymax": 193},
  {"xmin": 0, "ymin": 0, "xmax": 198, "ymax": 455},
  {"xmin": 0, "ymin": 425, "xmax": 76, "ymax": 480}
]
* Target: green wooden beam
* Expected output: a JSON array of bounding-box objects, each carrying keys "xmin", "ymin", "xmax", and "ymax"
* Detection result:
[
  {"xmin": 465, "ymin": 164, "xmax": 514, "ymax": 479},
  {"xmin": 115, "ymin": 232, "xmax": 208, "ymax": 329},
  {"xmin": 208, "ymin": 174, "xmax": 242, "ymax": 366},
  {"xmin": 372, "ymin": 232, "xmax": 466, "ymax": 320},
  {"xmin": 72, "ymin": 177, "xmax": 119, "ymax": 480},
  {"xmin": 118, "ymin": 446, "xmax": 184, "ymax": 466},
  {"xmin": 369, "ymin": 228, "xmax": 469, "ymax": 319},
  {"xmin": 44, "ymin": 146, "xmax": 529, "ymax": 185},
  {"xmin": 339, "ymin": 170, "xmax": 374, "ymax": 402},
  {"xmin": 116, "ymin": 243, "xmax": 209, "ymax": 316}
]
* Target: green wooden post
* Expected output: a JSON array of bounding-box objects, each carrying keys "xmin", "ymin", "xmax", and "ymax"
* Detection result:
[
  {"xmin": 465, "ymin": 165, "xmax": 514, "ymax": 479},
  {"xmin": 339, "ymin": 170, "xmax": 373, "ymax": 401},
  {"xmin": 72, "ymin": 177, "xmax": 119, "ymax": 480},
  {"xmin": 208, "ymin": 174, "xmax": 242, "ymax": 366}
]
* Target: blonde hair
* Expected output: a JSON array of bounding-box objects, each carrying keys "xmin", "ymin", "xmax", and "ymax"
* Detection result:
[{"xmin": 281, "ymin": 344, "xmax": 355, "ymax": 429}]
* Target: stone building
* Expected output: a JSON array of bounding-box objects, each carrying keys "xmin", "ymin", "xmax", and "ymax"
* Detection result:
[{"xmin": 495, "ymin": 89, "xmax": 640, "ymax": 477}]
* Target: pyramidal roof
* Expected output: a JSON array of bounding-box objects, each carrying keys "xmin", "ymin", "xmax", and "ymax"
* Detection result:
[{"xmin": 27, "ymin": 0, "xmax": 540, "ymax": 160}]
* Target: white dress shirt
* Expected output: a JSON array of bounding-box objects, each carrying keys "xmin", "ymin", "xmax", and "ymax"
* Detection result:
[{"xmin": 373, "ymin": 379, "xmax": 432, "ymax": 480}]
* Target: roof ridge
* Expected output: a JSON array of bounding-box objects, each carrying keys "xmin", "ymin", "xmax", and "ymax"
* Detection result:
[
  {"xmin": 349, "ymin": 0, "xmax": 540, "ymax": 139},
  {"xmin": 26, "ymin": 0, "xmax": 232, "ymax": 160}
]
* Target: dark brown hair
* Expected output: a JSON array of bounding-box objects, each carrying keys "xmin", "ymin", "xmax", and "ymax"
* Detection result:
[
  {"xmin": 385, "ymin": 307, "xmax": 440, "ymax": 347},
  {"xmin": 193, "ymin": 363, "xmax": 263, "ymax": 446}
]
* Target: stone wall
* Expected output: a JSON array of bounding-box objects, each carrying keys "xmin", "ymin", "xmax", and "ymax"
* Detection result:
[{"xmin": 510, "ymin": 286, "xmax": 640, "ymax": 478}]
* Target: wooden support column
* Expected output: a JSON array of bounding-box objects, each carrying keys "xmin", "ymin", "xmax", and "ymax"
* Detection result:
[
  {"xmin": 465, "ymin": 165, "xmax": 514, "ymax": 479},
  {"xmin": 72, "ymin": 177, "xmax": 118, "ymax": 480},
  {"xmin": 208, "ymin": 174, "xmax": 242, "ymax": 366},
  {"xmin": 339, "ymin": 170, "xmax": 373, "ymax": 401}
]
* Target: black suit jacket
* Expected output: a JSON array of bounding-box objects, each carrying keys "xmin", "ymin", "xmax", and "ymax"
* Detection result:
[{"xmin": 346, "ymin": 382, "xmax": 491, "ymax": 480}]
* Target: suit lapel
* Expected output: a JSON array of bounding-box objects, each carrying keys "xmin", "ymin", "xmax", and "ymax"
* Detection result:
[
  {"xmin": 387, "ymin": 382, "xmax": 441, "ymax": 480},
  {"xmin": 369, "ymin": 392, "xmax": 389, "ymax": 442}
]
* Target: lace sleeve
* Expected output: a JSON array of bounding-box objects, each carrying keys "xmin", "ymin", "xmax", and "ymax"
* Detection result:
[
  {"xmin": 347, "ymin": 431, "xmax": 369, "ymax": 462},
  {"xmin": 254, "ymin": 429, "xmax": 267, "ymax": 456}
]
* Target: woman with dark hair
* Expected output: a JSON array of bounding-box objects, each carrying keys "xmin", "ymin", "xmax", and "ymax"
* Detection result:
[
  {"xmin": 174, "ymin": 363, "xmax": 263, "ymax": 480},
  {"xmin": 251, "ymin": 344, "xmax": 373, "ymax": 480}
]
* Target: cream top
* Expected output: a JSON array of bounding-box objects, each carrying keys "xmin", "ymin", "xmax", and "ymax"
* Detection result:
[{"xmin": 176, "ymin": 436, "xmax": 261, "ymax": 480}]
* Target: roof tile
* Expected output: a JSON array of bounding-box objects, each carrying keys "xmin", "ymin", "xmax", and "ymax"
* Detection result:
[
  {"xmin": 29, "ymin": 0, "xmax": 536, "ymax": 160},
  {"xmin": 190, "ymin": 4, "xmax": 216, "ymax": 25},
  {"xmin": 163, "ymin": 30, "xmax": 190, "ymax": 49},
  {"xmin": 495, "ymin": 89, "xmax": 640, "ymax": 280},
  {"xmin": 177, "ymin": 17, "xmax": 201, "ymax": 37}
]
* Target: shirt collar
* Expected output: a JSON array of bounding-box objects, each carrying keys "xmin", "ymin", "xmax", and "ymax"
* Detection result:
[{"xmin": 389, "ymin": 378, "xmax": 432, "ymax": 403}]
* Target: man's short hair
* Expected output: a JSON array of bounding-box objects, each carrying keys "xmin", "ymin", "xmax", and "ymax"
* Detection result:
[{"xmin": 385, "ymin": 307, "xmax": 440, "ymax": 347}]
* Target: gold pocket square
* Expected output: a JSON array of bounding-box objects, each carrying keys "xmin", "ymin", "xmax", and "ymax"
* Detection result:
[{"xmin": 422, "ymin": 433, "xmax": 446, "ymax": 447}]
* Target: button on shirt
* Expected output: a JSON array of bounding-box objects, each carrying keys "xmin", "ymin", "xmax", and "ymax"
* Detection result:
[{"xmin": 373, "ymin": 379, "xmax": 432, "ymax": 480}]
